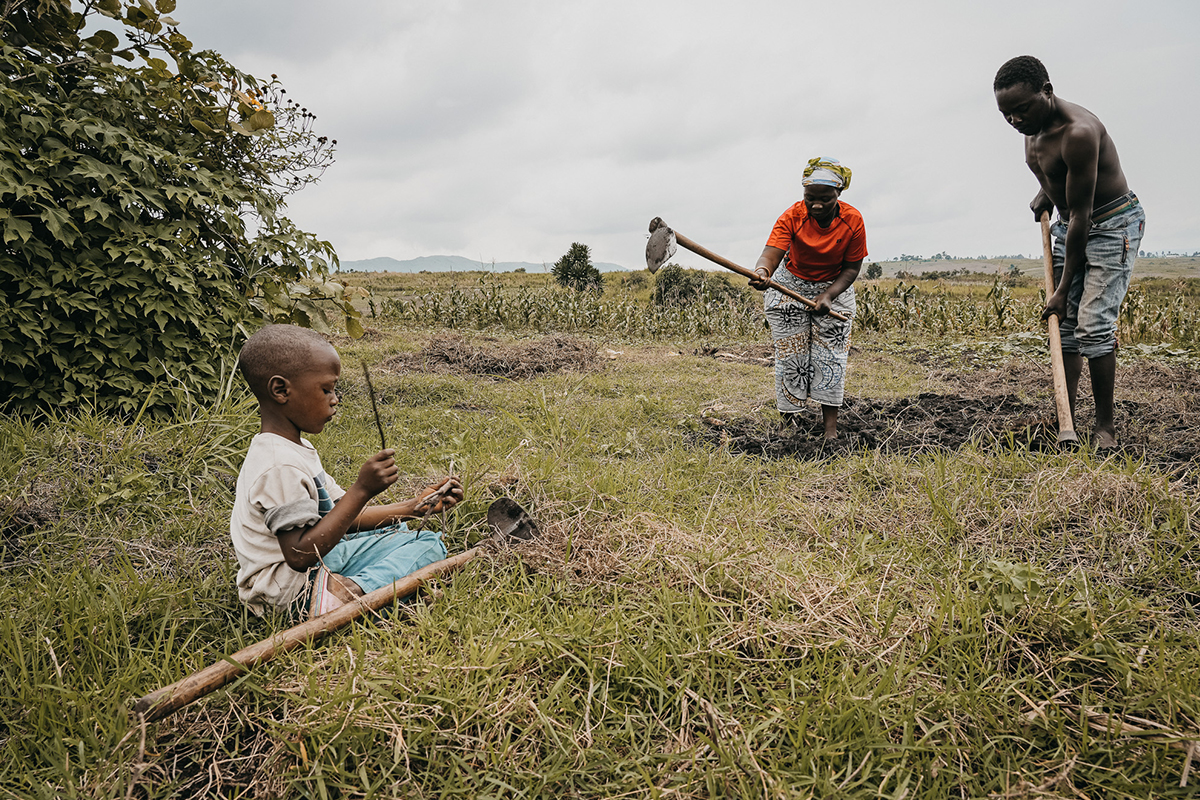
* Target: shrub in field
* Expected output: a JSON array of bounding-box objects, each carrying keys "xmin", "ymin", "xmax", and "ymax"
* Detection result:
[
  {"xmin": 0, "ymin": 1, "xmax": 355, "ymax": 415},
  {"xmin": 652, "ymin": 263, "xmax": 703, "ymax": 306},
  {"xmin": 1005, "ymin": 263, "xmax": 1025, "ymax": 287},
  {"xmin": 864, "ymin": 262, "xmax": 883, "ymax": 280},
  {"xmin": 620, "ymin": 271, "xmax": 649, "ymax": 291},
  {"xmin": 551, "ymin": 242, "xmax": 602, "ymax": 292},
  {"xmin": 653, "ymin": 264, "xmax": 745, "ymax": 307}
]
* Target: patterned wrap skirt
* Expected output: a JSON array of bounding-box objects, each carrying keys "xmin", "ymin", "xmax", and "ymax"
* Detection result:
[{"xmin": 763, "ymin": 268, "xmax": 856, "ymax": 411}]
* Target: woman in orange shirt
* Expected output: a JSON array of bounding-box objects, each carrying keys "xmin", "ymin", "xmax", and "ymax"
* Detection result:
[{"xmin": 749, "ymin": 157, "xmax": 866, "ymax": 440}]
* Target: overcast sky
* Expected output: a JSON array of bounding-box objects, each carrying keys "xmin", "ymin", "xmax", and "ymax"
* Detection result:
[{"xmin": 171, "ymin": 0, "xmax": 1199, "ymax": 271}]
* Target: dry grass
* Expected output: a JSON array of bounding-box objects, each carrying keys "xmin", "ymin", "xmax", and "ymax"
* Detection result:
[{"xmin": 383, "ymin": 333, "xmax": 602, "ymax": 381}]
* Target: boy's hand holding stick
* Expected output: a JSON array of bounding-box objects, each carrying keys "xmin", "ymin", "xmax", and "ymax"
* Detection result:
[{"xmin": 361, "ymin": 360, "xmax": 459, "ymax": 516}]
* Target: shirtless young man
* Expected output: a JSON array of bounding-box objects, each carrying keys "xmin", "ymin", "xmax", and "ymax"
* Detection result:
[{"xmin": 994, "ymin": 55, "xmax": 1145, "ymax": 447}]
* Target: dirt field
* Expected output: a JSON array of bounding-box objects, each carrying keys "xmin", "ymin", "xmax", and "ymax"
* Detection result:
[
  {"xmin": 365, "ymin": 331, "xmax": 1200, "ymax": 472},
  {"xmin": 693, "ymin": 353, "xmax": 1200, "ymax": 472},
  {"xmin": 383, "ymin": 332, "xmax": 601, "ymax": 379}
]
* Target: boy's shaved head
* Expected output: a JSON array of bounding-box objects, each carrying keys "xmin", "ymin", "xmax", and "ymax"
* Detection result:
[{"xmin": 238, "ymin": 324, "xmax": 336, "ymax": 398}]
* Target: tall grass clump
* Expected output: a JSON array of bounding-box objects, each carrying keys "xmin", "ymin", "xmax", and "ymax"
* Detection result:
[
  {"xmin": 382, "ymin": 279, "xmax": 764, "ymax": 339},
  {"xmin": 857, "ymin": 278, "xmax": 1200, "ymax": 346},
  {"xmin": 0, "ymin": 364, "xmax": 268, "ymax": 798}
]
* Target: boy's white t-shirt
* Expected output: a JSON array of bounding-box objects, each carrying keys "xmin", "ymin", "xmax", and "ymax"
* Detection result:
[{"xmin": 230, "ymin": 433, "xmax": 346, "ymax": 615}]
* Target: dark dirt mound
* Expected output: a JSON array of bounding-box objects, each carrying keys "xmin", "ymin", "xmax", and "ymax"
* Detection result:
[
  {"xmin": 0, "ymin": 490, "xmax": 61, "ymax": 562},
  {"xmin": 929, "ymin": 356, "xmax": 1200, "ymax": 408},
  {"xmin": 695, "ymin": 393, "xmax": 1046, "ymax": 460},
  {"xmin": 385, "ymin": 333, "xmax": 601, "ymax": 380},
  {"xmin": 694, "ymin": 388, "xmax": 1200, "ymax": 470},
  {"xmin": 690, "ymin": 356, "xmax": 1200, "ymax": 469}
]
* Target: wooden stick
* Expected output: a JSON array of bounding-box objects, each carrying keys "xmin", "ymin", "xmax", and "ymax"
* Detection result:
[
  {"xmin": 1040, "ymin": 213, "xmax": 1079, "ymax": 445},
  {"xmin": 132, "ymin": 547, "xmax": 481, "ymax": 722},
  {"xmin": 362, "ymin": 361, "xmax": 387, "ymax": 451}
]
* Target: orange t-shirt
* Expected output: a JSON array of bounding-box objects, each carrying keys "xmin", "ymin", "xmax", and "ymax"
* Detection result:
[{"xmin": 766, "ymin": 201, "xmax": 868, "ymax": 283}]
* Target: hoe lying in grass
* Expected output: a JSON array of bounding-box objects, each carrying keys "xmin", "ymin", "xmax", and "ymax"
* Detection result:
[{"xmin": 131, "ymin": 499, "xmax": 538, "ymax": 723}]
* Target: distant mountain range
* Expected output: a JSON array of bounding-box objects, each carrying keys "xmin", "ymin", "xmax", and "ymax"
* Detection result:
[{"xmin": 337, "ymin": 255, "xmax": 632, "ymax": 273}]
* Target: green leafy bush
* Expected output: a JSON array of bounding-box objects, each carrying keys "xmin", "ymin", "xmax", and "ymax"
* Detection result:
[
  {"xmin": 653, "ymin": 264, "xmax": 745, "ymax": 307},
  {"xmin": 0, "ymin": 1, "xmax": 353, "ymax": 415}
]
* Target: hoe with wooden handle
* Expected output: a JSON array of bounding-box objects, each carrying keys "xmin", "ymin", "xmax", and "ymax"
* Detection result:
[
  {"xmin": 1040, "ymin": 211, "xmax": 1079, "ymax": 446},
  {"xmin": 645, "ymin": 217, "xmax": 849, "ymax": 322},
  {"xmin": 131, "ymin": 499, "xmax": 538, "ymax": 723}
]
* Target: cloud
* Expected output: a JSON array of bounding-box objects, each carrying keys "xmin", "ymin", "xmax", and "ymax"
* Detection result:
[{"xmin": 169, "ymin": 0, "xmax": 1200, "ymax": 267}]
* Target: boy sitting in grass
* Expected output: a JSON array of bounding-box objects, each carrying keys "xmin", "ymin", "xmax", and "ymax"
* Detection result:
[{"xmin": 230, "ymin": 324, "xmax": 463, "ymax": 620}]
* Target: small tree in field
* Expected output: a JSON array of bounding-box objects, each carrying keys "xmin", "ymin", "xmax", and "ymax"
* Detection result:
[
  {"xmin": 865, "ymin": 262, "xmax": 883, "ymax": 280},
  {"xmin": 552, "ymin": 243, "xmax": 602, "ymax": 291}
]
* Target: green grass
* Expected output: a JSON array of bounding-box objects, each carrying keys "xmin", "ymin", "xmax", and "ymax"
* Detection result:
[{"xmin": 2, "ymin": 278, "xmax": 1199, "ymax": 798}]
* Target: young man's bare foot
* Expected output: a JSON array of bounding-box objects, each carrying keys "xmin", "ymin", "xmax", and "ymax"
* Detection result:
[{"xmin": 1092, "ymin": 427, "xmax": 1119, "ymax": 450}]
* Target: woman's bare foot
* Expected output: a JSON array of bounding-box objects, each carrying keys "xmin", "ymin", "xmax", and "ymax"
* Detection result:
[{"xmin": 821, "ymin": 404, "xmax": 839, "ymax": 440}]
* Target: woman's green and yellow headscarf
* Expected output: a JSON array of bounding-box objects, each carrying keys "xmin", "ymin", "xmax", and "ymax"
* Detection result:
[{"xmin": 802, "ymin": 157, "xmax": 852, "ymax": 191}]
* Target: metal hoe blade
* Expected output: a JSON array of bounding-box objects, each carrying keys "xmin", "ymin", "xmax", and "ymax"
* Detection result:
[
  {"xmin": 645, "ymin": 222, "xmax": 677, "ymax": 274},
  {"xmin": 486, "ymin": 498, "xmax": 538, "ymax": 541}
]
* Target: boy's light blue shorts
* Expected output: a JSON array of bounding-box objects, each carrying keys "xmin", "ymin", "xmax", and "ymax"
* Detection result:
[
  {"xmin": 325, "ymin": 523, "xmax": 448, "ymax": 594},
  {"xmin": 291, "ymin": 523, "xmax": 448, "ymax": 617}
]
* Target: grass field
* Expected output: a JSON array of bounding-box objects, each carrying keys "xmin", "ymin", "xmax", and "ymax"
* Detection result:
[{"xmin": 2, "ymin": 272, "xmax": 1199, "ymax": 798}]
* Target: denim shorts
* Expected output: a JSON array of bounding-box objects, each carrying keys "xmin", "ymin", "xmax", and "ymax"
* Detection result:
[{"xmin": 1050, "ymin": 199, "xmax": 1146, "ymax": 358}]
